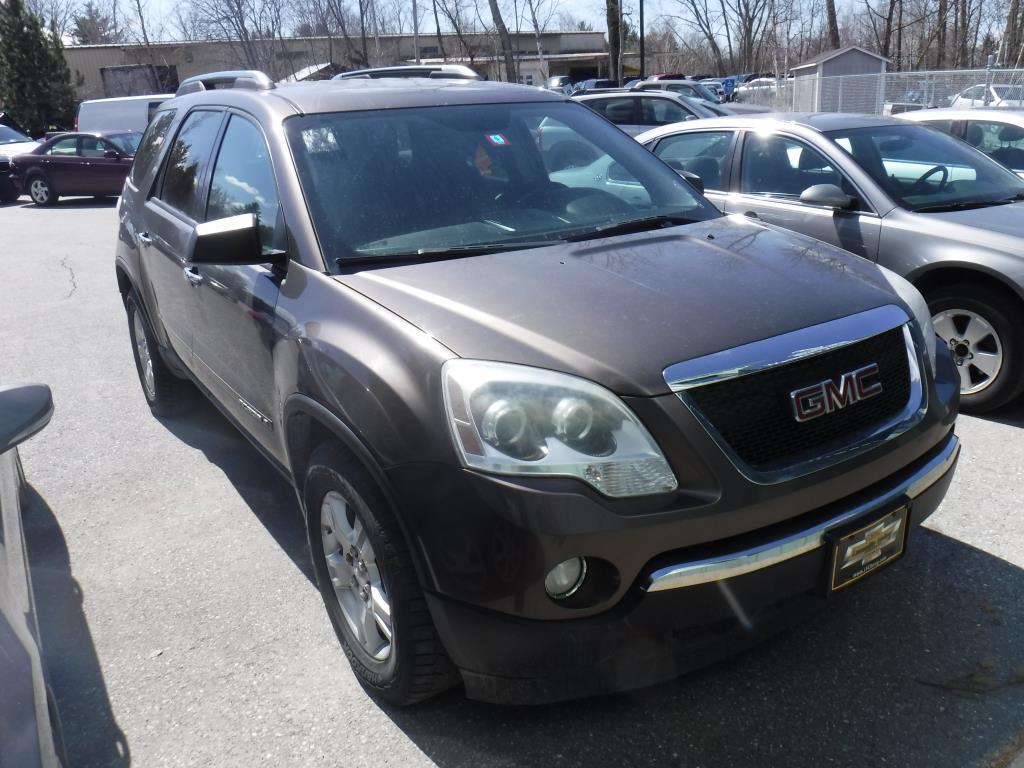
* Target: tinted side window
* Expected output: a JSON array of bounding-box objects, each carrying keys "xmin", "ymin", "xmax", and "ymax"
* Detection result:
[
  {"xmin": 740, "ymin": 133, "xmax": 852, "ymax": 200},
  {"xmin": 206, "ymin": 115, "xmax": 282, "ymax": 252},
  {"xmin": 131, "ymin": 110, "xmax": 175, "ymax": 186},
  {"xmin": 640, "ymin": 98, "xmax": 691, "ymax": 126},
  {"xmin": 653, "ymin": 130, "xmax": 734, "ymax": 190},
  {"xmin": 80, "ymin": 136, "xmax": 110, "ymax": 158},
  {"xmin": 586, "ymin": 97, "xmax": 636, "ymax": 125},
  {"xmin": 159, "ymin": 110, "xmax": 222, "ymax": 220},
  {"xmin": 48, "ymin": 137, "xmax": 77, "ymax": 156}
]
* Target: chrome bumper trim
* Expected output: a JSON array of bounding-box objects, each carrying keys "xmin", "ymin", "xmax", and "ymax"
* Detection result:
[{"xmin": 646, "ymin": 435, "xmax": 959, "ymax": 593}]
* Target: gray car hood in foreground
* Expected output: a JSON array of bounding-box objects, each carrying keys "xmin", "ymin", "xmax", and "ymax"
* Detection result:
[{"xmin": 338, "ymin": 216, "xmax": 904, "ymax": 396}]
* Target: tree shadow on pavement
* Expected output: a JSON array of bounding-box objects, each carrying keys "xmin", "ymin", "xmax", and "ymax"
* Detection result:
[
  {"xmin": 21, "ymin": 483, "xmax": 131, "ymax": 768},
  {"xmin": 155, "ymin": 395, "xmax": 313, "ymax": 584},
  {"xmin": 384, "ymin": 530, "xmax": 1024, "ymax": 768}
]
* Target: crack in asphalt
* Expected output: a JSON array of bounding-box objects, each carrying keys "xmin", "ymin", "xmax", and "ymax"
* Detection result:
[{"xmin": 60, "ymin": 255, "xmax": 77, "ymax": 299}]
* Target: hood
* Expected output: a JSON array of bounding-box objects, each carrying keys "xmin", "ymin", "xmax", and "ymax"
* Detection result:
[
  {"xmin": 0, "ymin": 141, "xmax": 39, "ymax": 160},
  {"xmin": 337, "ymin": 216, "xmax": 904, "ymax": 396}
]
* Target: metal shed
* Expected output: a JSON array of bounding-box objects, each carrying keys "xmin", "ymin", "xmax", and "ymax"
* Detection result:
[{"xmin": 791, "ymin": 46, "xmax": 889, "ymax": 113}]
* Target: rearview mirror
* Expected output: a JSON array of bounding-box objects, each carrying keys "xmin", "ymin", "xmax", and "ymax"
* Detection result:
[
  {"xmin": 678, "ymin": 169, "xmax": 704, "ymax": 194},
  {"xmin": 190, "ymin": 213, "xmax": 281, "ymax": 265},
  {"xmin": 800, "ymin": 183, "xmax": 856, "ymax": 210},
  {"xmin": 0, "ymin": 383, "xmax": 53, "ymax": 455}
]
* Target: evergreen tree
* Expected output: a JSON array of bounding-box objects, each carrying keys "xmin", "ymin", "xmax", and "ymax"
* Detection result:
[
  {"xmin": 72, "ymin": 1, "xmax": 119, "ymax": 44},
  {"xmin": 0, "ymin": 0, "xmax": 75, "ymax": 135}
]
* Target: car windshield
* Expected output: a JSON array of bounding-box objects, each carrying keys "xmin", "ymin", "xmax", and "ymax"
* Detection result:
[
  {"xmin": 692, "ymin": 83, "xmax": 718, "ymax": 101},
  {"xmin": 286, "ymin": 100, "xmax": 720, "ymax": 264},
  {"xmin": 826, "ymin": 124, "xmax": 1024, "ymax": 212},
  {"xmin": 107, "ymin": 132, "xmax": 141, "ymax": 154},
  {"xmin": 0, "ymin": 125, "xmax": 30, "ymax": 145},
  {"xmin": 993, "ymin": 85, "xmax": 1024, "ymax": 100}
]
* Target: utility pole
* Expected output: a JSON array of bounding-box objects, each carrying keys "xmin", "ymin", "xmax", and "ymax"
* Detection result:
[
  {"xmin": 638, "ymin": 0, "xmax": 644, "ymax": 79},
  {"xmin": 413, "ymin": 0, "xmax": 420, "ymax": 63}
]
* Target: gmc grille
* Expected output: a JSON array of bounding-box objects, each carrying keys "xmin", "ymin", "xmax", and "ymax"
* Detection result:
[{"xmin": 683, "ymin": 327, "xmax": 912, "ymax": 472}]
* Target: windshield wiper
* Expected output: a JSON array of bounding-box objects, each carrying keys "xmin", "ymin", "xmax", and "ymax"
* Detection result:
[
  {"xmin": 914, "ymin": 192, "xmax": 1024, "ymax": 213},
  {"xmin": 564, "ymin": 214, "xmax": 696, "ymax": 242},
  {"xmin": 336, "ymin": 239, "xmax": 565, "ymax": 267}
]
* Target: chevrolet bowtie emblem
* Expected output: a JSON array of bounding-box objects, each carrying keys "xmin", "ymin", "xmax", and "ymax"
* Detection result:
[{"xmin": 841, "ymin": 517, "xmax": 902, "ymax": 570}]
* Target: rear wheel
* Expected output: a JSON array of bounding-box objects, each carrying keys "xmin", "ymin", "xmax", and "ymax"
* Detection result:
[
  {"xmin": 125, "ymin": 292, "xmax": 192, "ymax": 415},
  {"xmin": 304, "ymin": 445, "xmax": 459, "ymax": 705},
  {"xmin": 27, "ymin": 174, "xmax": 56, "ymax": 206},
  {"xmin": 926, "ymin": 283, "xmax": 1024, "ymax": 413}
]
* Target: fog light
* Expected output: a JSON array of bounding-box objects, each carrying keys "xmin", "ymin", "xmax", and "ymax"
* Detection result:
[{"xmin": 544, "ymin": 557, "xmax": 587, "ymax": 599}]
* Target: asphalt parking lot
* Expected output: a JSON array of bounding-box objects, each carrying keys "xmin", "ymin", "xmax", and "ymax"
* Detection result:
[{"xmin": 2, "ymin": 198, "xmax": 1023, "ymax": 768}]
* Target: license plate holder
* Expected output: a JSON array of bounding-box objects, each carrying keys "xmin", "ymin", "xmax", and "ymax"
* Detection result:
[{"xmin": 826, "ymin": 505, "xmax": 909, "ymax": 592}]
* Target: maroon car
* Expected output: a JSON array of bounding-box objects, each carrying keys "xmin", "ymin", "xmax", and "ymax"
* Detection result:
[{"xmin": 10, "ymin": 131, "xmax": 140, "ymax": 206}]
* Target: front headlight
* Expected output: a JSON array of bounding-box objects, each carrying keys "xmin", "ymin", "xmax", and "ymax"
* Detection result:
[
  {"xmin": 442, "ymin": 360, "xmax": 678, "ymax": 498},
  {"xmin": 879, "ymin": 266, "xmax": 937, "ymax": 372}
]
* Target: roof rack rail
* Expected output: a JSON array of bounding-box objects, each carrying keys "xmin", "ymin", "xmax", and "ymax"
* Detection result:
[{"xmin": 175, "ymin": 70, "xmax": 275, "ymax": 97}]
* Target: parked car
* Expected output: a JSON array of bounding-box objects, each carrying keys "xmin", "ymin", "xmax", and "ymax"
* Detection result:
[
  {"xmin": 333, "ymin": 64, "xmax": 481, "ymax": 80},
  {"xmin": 572, "ymin": 89, "xmax": 706, "ymax": 135},
  {"xmin": 0, "ymin": 383, "xmax": 65, "ymax": 767},
  {"xmin": 734, "ymin": 77, "xmax": 780, "ymax": 101},
  {"xmin": 117, "ymin": 70, "xmax": 959, "ymax": 706},
  {"xmin": 544, "ymin": 75, "xmax": 573, "ymax": 91},
  {"xmin": 700, "ymin": 78, "xmax": 727, "ymax": 101},
  {"xmin": 638, "ymin": 113, "xmax": 1024, "ymax": 411},
  {"xmin": 573, "ymin": 78, "xmax": 618, "ymax": 92},
  {"xmin": 631, "ymin": 78, "xmax": 723, "ymax": 104},
  {"xmin": 76, "ymin": 94, "xmax": 172, "ymax": 134},
  {"xmin": 0, "ymin": 124, "xmax": 39, "ymax": 203},
  {"xmin": 900, "ymin": 108, "xmax": 1024, "ymax": 177},
  {"xmin": 949, "ymin": 84, "xmax": 1024, "ymax": 109},
  {"xmin": 10, "ymin": 131, "xmax": 140, "ymax": 206}
]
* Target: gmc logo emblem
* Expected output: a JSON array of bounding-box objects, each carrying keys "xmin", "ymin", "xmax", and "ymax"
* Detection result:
[{"xmin": 790, "ymin": 363, "xmax": 883, "ymax": 423}]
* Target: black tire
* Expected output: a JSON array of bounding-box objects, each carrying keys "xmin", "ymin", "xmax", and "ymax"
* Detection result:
[
  {"xmin": 926, "ymin": 282, "xmax": 1024, "ymax": 413},
  {"xmin": 124, "ymin": 292, "xmax": 192, "ymax": 416},
  {"xmin": 304, "ymin": 444, "xmax": 459, "ymax": 705},
  {"xmin": 26, "ymin": 172, "xmax": 56, "ymax": 206}
]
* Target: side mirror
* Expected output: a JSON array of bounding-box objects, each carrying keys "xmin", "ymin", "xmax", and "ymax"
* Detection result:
[
  {"xmin": 190, "ymin": 213, "xmax": 281, "ymax": 265},
  {"xmin": 104, "ymin": 149, "xmax": 121, "ymax": 160},
  {"xmin": 678, "ymin": 169, "xmax": 704, "ymax": 194},
  {"xmin": 800, "ymin": 183, "xmax": 856, "ymax": 210},
  {"xmin": 0, "ymin": 384, "xmax": 53, "ymax": 455}
]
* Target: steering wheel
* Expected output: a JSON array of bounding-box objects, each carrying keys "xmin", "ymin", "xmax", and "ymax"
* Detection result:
[{"xmin": 912, "ymin": 164, "xmax": 949, "ymax": 193}]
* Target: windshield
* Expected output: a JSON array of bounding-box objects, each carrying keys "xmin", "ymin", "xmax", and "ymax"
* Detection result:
[
  {"xmin": 826, "ymin": 124, "xmax": 1024, "ymax": 212},
  {"xmin": 286, "ymin": 100, "xmax": 719, "ymax": 264},
  {"xmin": 107, "ymin": 132, "xmax": 142, "ymax": 154},
  {"xmin": 692, "ymin": 83, "xmax": 718, "ymax": 101},
  {"xmin": 0, "ymin": 125, "xmax": 30, "ymax": 145},
  {"xmin": 993, "ymin": 85, "xmax": 1024, "ymax": 100}
]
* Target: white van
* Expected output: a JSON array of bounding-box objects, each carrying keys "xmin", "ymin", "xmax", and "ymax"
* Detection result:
[{"xmin": 76, "ymin": 94, "xmax": 173, "ymax": 134}]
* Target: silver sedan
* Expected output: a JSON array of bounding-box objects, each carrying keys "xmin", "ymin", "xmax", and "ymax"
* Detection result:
[{"xmin": 637, "ymin": 113, "xmax": 1024, "ymax": 412}]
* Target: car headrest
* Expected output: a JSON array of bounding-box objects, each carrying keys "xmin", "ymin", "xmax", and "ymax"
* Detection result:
[
  {"xmin": 797, "ymin": 149, "xmax": 829, "ymax": 170},
  {"xmin": 999, "ymin": 124, "xmax": 1024, "ymax": 143},
  {"xmin": 965, "ymin": 124, "xmax": 984, "ymax": 147}
]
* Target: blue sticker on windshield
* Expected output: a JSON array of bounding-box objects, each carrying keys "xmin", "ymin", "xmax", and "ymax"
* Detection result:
[{"xmin": 486, "ymin": 133, "xmax": 510, "ymax": 146}]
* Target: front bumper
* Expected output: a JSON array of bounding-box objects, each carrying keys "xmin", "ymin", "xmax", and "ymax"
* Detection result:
[{"xmin": 424, "ymin": 431, "xmax": 959, "ymax": 703}]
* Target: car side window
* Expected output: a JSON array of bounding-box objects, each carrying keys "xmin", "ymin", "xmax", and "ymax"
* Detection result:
[
  {"xmin": 206, "ymin": 115, "xmax": 283, "ymax": 253},
  {"xmin": 80, "ymin": 136, "xmax": 109, "ymax": 158},
  {"xmin": 47, "ymin": 137, "xmax": 77, "ymax": 156},
  {"xmin": 740, "ymin": 133, "xmax": 856, "ymax": 202},
  {"xmin": 652, "ymin": 130, "xmax": 734, "ymax": 191},
  {"xmin": 158, "ymin": 110, "xmax": 223, "ymax": 221},
  {"xmin": 966, "ymin": 120, "xmax": 1024, "ymax": 172},
  {"xmin": 586, "ymin": 97, "xmax": 636, "ymax": 125},
  {"xmin": 640, "ymin": 98, "xmax": 692, "ymax": 126},
  {"xmin": 130, "ymin": 110, "xmax": 176, "ymax": 187}
]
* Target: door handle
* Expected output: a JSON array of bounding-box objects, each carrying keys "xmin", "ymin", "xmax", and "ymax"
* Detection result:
[
  {"xmin": 743, "ymin": 210, "xmax": 760, "ymax": 219},
  {"xmin": 138, "ymin": 231, "xmax": 153, "ymax": 244},
  {"xmin": 183, "ymin": 266, "xmax": 204, "ymax": 287}
]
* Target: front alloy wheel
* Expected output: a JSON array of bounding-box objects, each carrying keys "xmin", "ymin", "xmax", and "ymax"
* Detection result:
[
  {"xmin": 927, "ymin": 282, "xmax": 1024, "ymax": 413},
  {"xmin": 320, "ymin": 490, "xmax": 393, "ymax": 661},
  {"xmin": 29, "ymin": 176, "xmax": 54, "ymax": 206}
]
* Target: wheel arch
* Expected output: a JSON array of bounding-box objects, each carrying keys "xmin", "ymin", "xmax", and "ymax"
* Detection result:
[
  {"xmin": 909, "ymin": 263, "xmax": 1024, "ymax": 311},
  {"xmin": 282, "ymin": 393, "xmax": 432, "ymax": 585}
]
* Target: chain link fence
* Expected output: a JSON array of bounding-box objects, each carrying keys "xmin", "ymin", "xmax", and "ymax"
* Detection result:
[{"xmin": 733, "ymin": 68, "xmax": 1024, "ymax": 115}]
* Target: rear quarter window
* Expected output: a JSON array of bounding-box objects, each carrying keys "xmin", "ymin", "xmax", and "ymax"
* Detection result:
[{"xmin": 130, "ymin": 110, "xmax": 176, "ymax": 187}]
